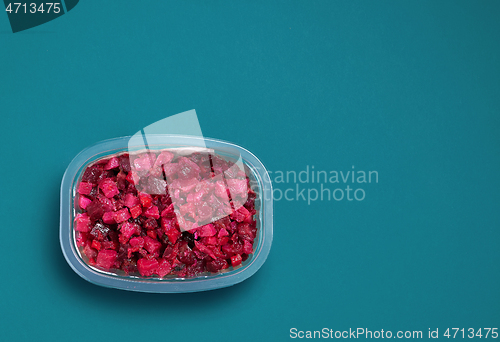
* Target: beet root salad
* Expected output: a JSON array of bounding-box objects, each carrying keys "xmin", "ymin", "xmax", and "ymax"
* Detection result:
[{"xmin": 73, "ymin": 149, "xmax": 258, "ymax": 279}]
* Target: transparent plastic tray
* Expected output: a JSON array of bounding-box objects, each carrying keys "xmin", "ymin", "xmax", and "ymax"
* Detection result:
[{"xmin": 60, "ymin": 135, "xmax": 273, "ymax": 293}]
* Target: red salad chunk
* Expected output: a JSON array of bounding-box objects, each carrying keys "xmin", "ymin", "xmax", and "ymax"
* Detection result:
[
  {"xmin": 74, "ymin": 149, "xmax": 258, "ymax": 278},
  {"xmin": 96, "ymin": 250, "xmax": 117, "ymax": 270}
]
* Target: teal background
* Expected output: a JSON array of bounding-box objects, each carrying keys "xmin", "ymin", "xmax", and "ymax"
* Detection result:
[{"xmin": 1, "ymin": 1, "xmax": 499, "ymax": 341}]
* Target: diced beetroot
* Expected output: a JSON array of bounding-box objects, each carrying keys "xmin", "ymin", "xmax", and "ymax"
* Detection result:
[
  {"xmin": 76, "ymin": 232, "xmax": 89, "ymax": 247},
  {"xmin": 244, "ymin": 191, "xmax": 256, "ymax": 209},
  {"xmin": 81, "ymin": 165, "xmax": 103, "ymax": 184},
  {"xmin": 193, "ymin": 248, "xmax": 207, "ymax": 260},
  {"xmin": 129, "ymin": 205, "xmax": 142, "ymax": 219},
  {"xmin": 137, "ymin": 248, "xmax": 148, "ymax": 257},
  {"xmin": 127, "ymin": 246, "xmax": 141, "ymax": 258},
  {"xmin": 96, "ymin": 250, "xmax": 117, "ymax": 270},
  {"xmin": 74, "ymin": 213, "xmax": 91, "ymax": 232},
  {"xmin": 78, "ymin": 195, "xmax": 92, "ymax": 210},
  {"xmin": 162, "ymin": 163, "xmax": 179, "ymax": 178},
  {"xmin": 83, "ymin": 244, "xmax": 98, "ymax": 260},
  {"xmin": 178, "ymin": 242, "xmax": 196, "ymax": 265},
  {"xmin": 218, "ymin": 236, "xmax": 230, "ymax": 246},
  {"xmin": 143, "ymin": 236, "xmax": 162, "ymax": 256},
  {"xmin": 174, "ymin": 178, "xmax": 199, "ymax": 193},
  {"xmin": 133, "ymin": 155, "xmax": 153, "ymax": 173},
  {"xmin": 103, "ymin": 157, "xmax": 120, "ymax": 170},
  {"xmin": 230, "ymin": 206, "xmax": 251, "ymax": 222},
  {"xmin": 119, "ymin": 221, "xmax": 138, "ymax": 243},
  {"xmin": 156, "ymin": 259, "xmax": 172, "ymax": 277},
  {"xmin": 148, "ymin": 165, "xmax": 163, "ymax": 178},
  {"xmin": 237, "ymin": 222, "xmax": 256, "ymax": 241},
  {"xmin": 125, "ymin": 182, "xmax": 137, "ymax": 195},
  {"xmin": 164, "ymin": 227, "xmax": 181, "ymax": 244},
  {"xmin": 228, "ymin": 221, "xmax": 238, "ymax": 233},
  {"xmin": 121, "ymin": 258, "xmax": 137, "ymax": 274},
  {"xmin": 243, "ymin": 239, "xmax": 253, "ymax": 254},
  {"xmin": 173, "ymin": 267, "xmax": 187, "ymax": 278},
  {"xmin": 102, "ymin": 211, "xmax": 116, "ymax": 224},
  {"xmin": 230, "ymin": 254, "xmax": 242, "ymax": 266},
  {"xmin": 129, "ymin": 236, "xmax": 144, "ymax": 249},
  {"xmin": 232, "ymin": 241, "xmax": 244, "ymax": 255},
  {"xmin": 143, "ymin": 205, "xmax": 160, "ymax": 219},
  {"xmin": 206, "ymin": 258, "xmax": 228, "ymax": 273},
  {"xmin": 78, "ymin": 182, "xmax": 93, "ymax": 195},
  {"xmin": 161, "ymin": 217, "xmax": 177, "ymax": 231},
  {"xmin": 114, "ymin": 208, "xmax": 131, "ymax": 223},
  {"xmin": 99, "ymin": 179, "xmax": 119, "ymax": 198},
  {"xmin": 147, "ymin": 230, "xmax": 157, "ymax": 239},
  {"xmin": 178, "ymin": 250, "xmax": 196, "ymax": 266},
  {"xmin": 137, "ymin": 257, "xmax": 159, "ymax": 277},
  {"xmin": 222, "ymin": 244, "xmax": 234, "ymax": 257},
  {"xmin": 186, "ymin": 188, "xmax": 205, "ymax": 203},
  {"xmin": 90, "ymin": 222, "xmax": 110, "ymax": 241},
  {"xmin": 179, "ymin": 202, "xmax": 196, "ymax": 218},
  {"xmin": 156, "ymin": 228, "xmax": 163, "ymax": 239},
  {"xmin": 116, "ymin": 171, "xmax": 128, "ymax": 190},
  {"xmin": 226, "ymin": 178, "xmax": 248, "ymax": 195},
  {"xmin": 218, "ymin": 228, "xmax": 229, "ymax": 237},
  {"xmin": 198, "ymin": 223, "xmax": 217, "ymax": 237},
  {"xmin": 126, "ymin": 171, "xmax": 139, "ymax": 184},
  {"xmin": 176, "ymin": 216, "xmax": 196, "ymax": 232},
  {"xmin": 196, "ymin": 202, "xmax": 213, "ymax": 222},
  {"xmin": 87, "ymin": 196, "xmax": 104, "ymax": 215},
  {"xmin": 153, "ymin": 151, "xmax": 174, "ymax": 168},
  {"xmin": 97, "ymin": 194, "xmax": 114, "ymax": 212},
  {"xmin": 112, "ymin": 197, "xmax": 124, "ymax": 211},
  {"xmin": 91, "ymin": 240, "xmax": 102, "ymax": 251},
  {"xmin": 214, "ymin": 216, "xmax": 231, "ymax": 231},
  {"xmin": 231, "ymin": 232, "xmax": 239, "ymax": 243},
  {"xmin": 215, "ymin": 181, "xmax": 229, "ymax": 200},
  {"xmin": 204, "ymin": 236, "xmax": 217, "ymax": 245},
  {"xmin": 118, "ymin": 154, "xmax": 131, "ymax": 172},
  {"xmin": 75, "ymin": 149, "xmax": 258, "ymax": 278},
  {"xmin": 212, "ymin": 246, "xmax": 227, "ymax": 259},
  {"xmin": 194, "ymin": 241, "xmax": 217, "ymax": 260},
  {"xmin": 161, "ymin": 203, "xmax": 175, "ymax": 217},
  {"xmin": 102, "ymin": 239, "xmax": 119, "ymax": 251},
  {"xmin": 143, "ymin": 217, "xmax": 158, "ymax": 230},
  {"xmin": 186, "ymin": 260, "xmax": 206, "ymax": 277},
  {"xmin": 123, "ymin": 193, "xmax": 140, "ymax": 208},
  {"xmin": 162, "ymin": 243, "xmax": 179, "ymax": 261},
  {"xmin": 177, "ymin": 157, "xmax": 201, "ymax": 179},
  {"xmin": 148, "ymin": 177, "xmax": 167, "ymax": 195},
  {"xmin": 139, "ymin": 192, "xmax": 153, "ymax": 208}
]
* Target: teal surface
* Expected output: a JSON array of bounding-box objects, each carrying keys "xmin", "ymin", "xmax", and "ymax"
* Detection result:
[{"xmin": 1, "ymin": 1, "xmax": 499, "ymax": 341}]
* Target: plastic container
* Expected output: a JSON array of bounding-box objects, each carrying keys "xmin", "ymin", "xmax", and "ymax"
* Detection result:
[{"xmin": 60, "ymin": 135, "xmax": 273, "ymax": 293}]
